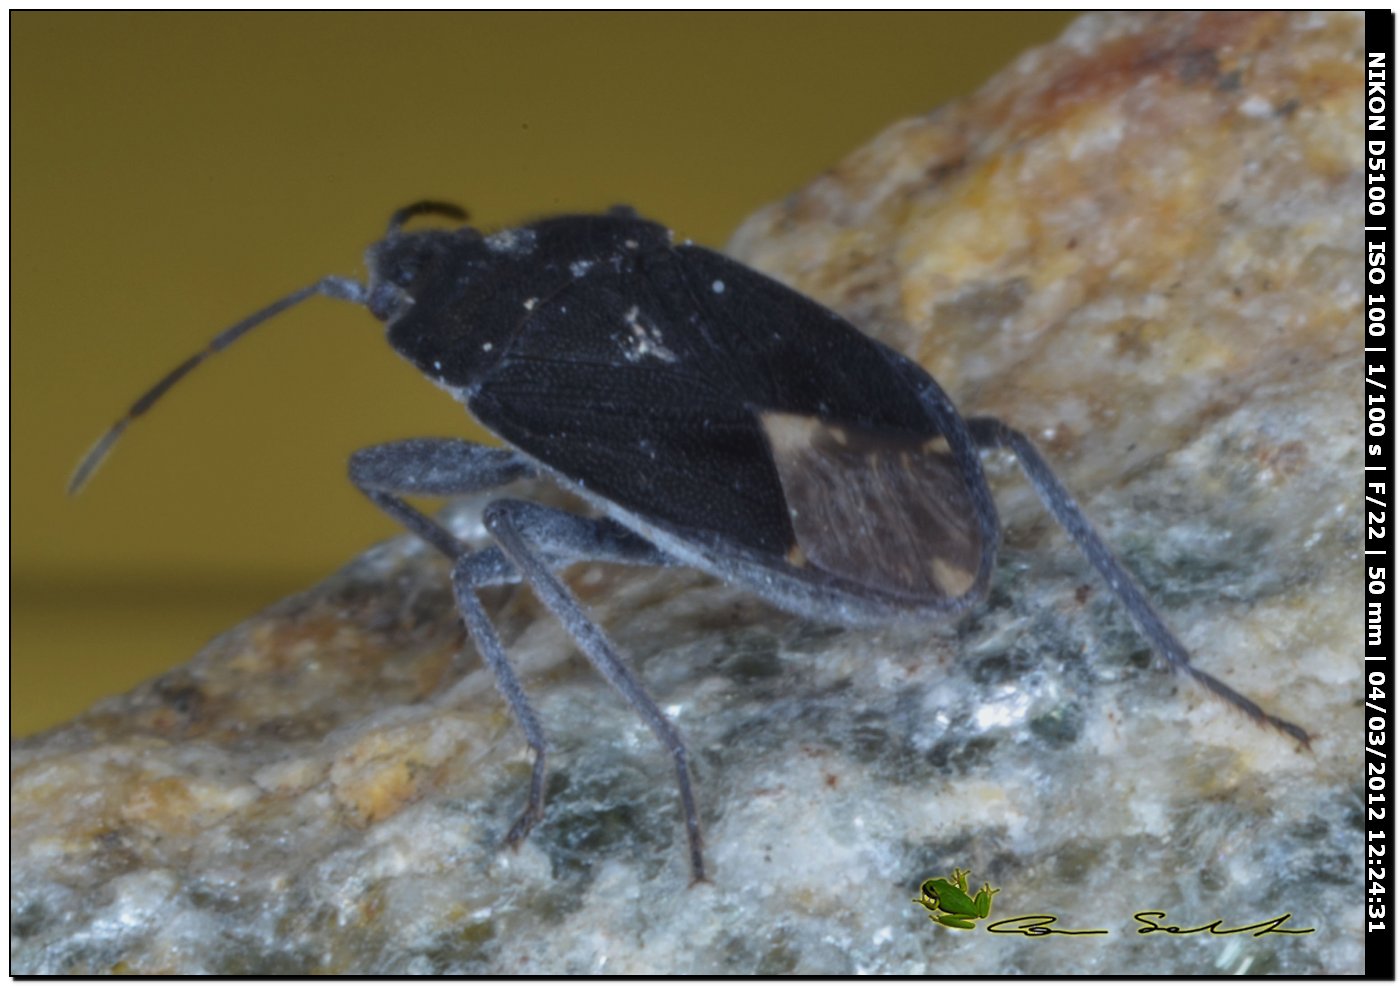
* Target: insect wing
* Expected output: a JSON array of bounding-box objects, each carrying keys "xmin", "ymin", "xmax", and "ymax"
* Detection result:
[
  {"xmin": 467, "ymin": 258, "xmax": 795, "ymax": 558},
  {"xmin": 469, "ymin": 234, "xmax": 984, "ymax": 601},
  {"xmin": 676, "ymin": 245, "xmax": 987, "ymax": 601},
  {"xmin": 759, "ymin": 411, "xmax": 982, "ymax": 599}
]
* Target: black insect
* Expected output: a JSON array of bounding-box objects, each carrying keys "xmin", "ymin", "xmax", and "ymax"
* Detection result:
[{"xmin": 72, "ymin": 202, "xmax": 1309, "ymax": 882}]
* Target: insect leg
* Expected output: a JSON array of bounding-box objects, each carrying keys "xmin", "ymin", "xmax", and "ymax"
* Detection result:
[
  {"xmin": 454, "ymin": 499, "xmax": 680, "ymax": 583},
  {"xmin": 482, "ymin": 497, "xmax": 707, "ymax": 883},
  {"xmin": 452, "ymin": 505, "xmax": 679, "ymax": 846},
  {"xmin": 352, "ymin": 439, "xmax": 676, "ymax": 573},
  {"xmin": 350, "ymin": 439, "xmax": 535, "ymax": 556},
  {"xmin": 964, "ymin": 416, "xmax": 1310, "ymax": 747},
  {"xmin": 349, "ymin": 439, "xmax": 684, "ymax": 849}
]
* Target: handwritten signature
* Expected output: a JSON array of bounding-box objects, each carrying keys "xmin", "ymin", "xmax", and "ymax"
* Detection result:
[{"xmin": 983, "ymin": 912, "xmax": 1314, "ymax": 938}]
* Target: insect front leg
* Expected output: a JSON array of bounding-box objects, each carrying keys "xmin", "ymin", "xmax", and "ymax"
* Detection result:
[
  {"xmin": 482, "ymin": 497, "xmax": 707, "ymax": 884},
  {"xmin": 963, "ymin": 416, "xmax": 1310, "ymax": 746},
  {"xmin": 350, "ymin": 439, "xmax": 536, "ymax": 555},
  {"xmin": 350, "ymin": 439, "xmax": 682, "ymax": 851}
]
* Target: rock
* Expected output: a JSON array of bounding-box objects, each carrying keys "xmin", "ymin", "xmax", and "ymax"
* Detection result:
[{"xmin": 12, "ymin": 11, "xmax": 1362, "ymax": 974}]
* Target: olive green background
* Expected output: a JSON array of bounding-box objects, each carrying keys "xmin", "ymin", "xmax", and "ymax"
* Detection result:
[{"xmin": 12, "ymin": 12, "xmax": 1077, "ymax": 736}]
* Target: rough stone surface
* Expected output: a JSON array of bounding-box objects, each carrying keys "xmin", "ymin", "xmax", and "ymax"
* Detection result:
[{"xmin": 12, "ymin": 12, "xmax": 1362, "ymax": 974}]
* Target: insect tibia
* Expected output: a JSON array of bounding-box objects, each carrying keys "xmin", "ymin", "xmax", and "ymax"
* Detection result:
[{"xmin": 66, "ymin": 275, "xmax": 368, "ymax": 495}]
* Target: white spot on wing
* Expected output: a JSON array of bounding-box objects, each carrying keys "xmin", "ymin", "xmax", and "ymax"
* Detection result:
[
  {"xmin": 570, "ymin": 259, "xmax": 593, "ymax": 278},
  {"xmin": 619, "ymin": 305, "xmax": 679, "ymax": 363},
  {"xmin": 712, "ymin": 279, "xmax": 725, "ymax": 294}
]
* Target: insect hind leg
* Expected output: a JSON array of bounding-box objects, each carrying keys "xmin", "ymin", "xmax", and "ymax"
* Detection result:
[
  {"xmin": 483, "ymin": 497, "xmax": 707, "ymax": 883},
  {"xmin": 964, "ymin": 416, "xmax": 1310, "ymax": 748}
]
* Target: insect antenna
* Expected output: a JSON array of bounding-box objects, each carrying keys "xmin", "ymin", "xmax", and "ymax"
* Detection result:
[{"xmin": 68, "ymin": 275, "xmax": 368, "ymax": 495}]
